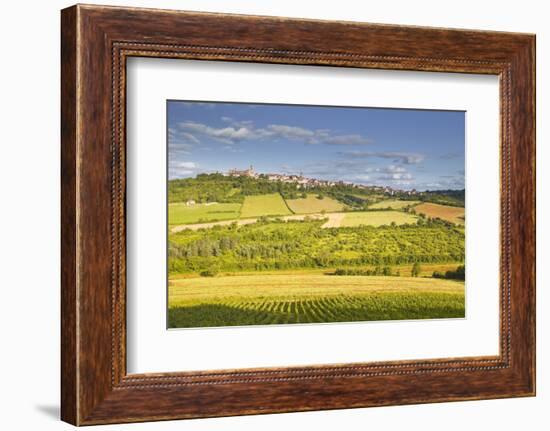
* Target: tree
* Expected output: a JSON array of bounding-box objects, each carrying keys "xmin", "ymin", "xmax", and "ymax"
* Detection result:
[{"xmin": 411, "ymin": 262, "xmax": 421, "ymax": 277}]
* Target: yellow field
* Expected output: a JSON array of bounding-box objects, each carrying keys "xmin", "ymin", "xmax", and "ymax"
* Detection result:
[
  {"xmin": 340, "ymin": 210, "xmax": 418, "ymax": 227},
  {"xmin": 285, "ymin": 194, "xmax": 345, "ymax": 214},
  {"xmin": 168, "ymin": 273, "xmax": 465, "ymax": 328},
  {"xmin": 240, "ymin": 193, "xmax": 292, "ymax": 218},
  {"xmin": 415, "ymin": 202, "xmax": 465, "ymax": 224},
  {"xmin": 369, "ymin": 199, "xmax": 420, "ymax": 210}
]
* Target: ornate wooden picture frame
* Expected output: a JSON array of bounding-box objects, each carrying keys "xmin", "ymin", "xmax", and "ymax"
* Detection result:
[{"xmin": 61, "ymin": 4, "xmax": 535, "ymax": 425}]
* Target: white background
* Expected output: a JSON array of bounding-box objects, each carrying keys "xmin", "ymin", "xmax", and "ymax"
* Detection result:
[
  {"xmin": 127, "ymin": 59, "xmax": 500, "ymax": 373},
  {"xmin": 0, "ymin": 0, "xmax": 547, "ymax": 430}
]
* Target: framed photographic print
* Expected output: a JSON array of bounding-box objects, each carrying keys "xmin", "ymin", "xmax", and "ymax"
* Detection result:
[{"xmin": 61, "ymin": 4, "xmax": 536, "ymax": 425}]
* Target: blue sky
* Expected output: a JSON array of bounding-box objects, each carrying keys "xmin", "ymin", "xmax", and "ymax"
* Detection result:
[{"xmin": 167, "ymin": 101, "xmax": 465, "ymax": 191}]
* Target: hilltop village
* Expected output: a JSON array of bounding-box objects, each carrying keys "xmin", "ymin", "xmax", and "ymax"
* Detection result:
[{"xmin": 226, "ymin": 165, "xmax": 421, "ymax": 197}]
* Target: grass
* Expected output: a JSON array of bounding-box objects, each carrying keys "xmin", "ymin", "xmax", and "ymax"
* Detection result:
[
  {"xmin": 168, "ymin": 202, "xmax": 242, "ymax": 225},
  {"xmin": 414, "ymin": 202, "xmax": 465, "ymax": 225},
  {"xmin": 340, "ymin": 210, "xmax": 418, "ymax": 227},
  {"xmin": 286, "ymin": 194, "xmax": 345, "ymax": 214},
  {"xmin": 369, "ymin": 199, "xmax": 420, "ymax": 210},
  {"xmin": 240, "ymin": 193, "xmax": 292, "ymax": 218},
  {"xmin": 168, "ymin": 273, "xmax": 465, "ymax": 328}
]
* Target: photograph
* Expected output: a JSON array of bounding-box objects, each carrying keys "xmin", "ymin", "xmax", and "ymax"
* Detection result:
[{"xmin": 167, "ymin": 101, "xmax": 466, "ymax": 329}]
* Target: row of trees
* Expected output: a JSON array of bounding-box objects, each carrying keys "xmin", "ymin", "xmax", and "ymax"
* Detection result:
[
  {"xmin": 332, "ymin": 263, "xmax": 427, "ymax": 278},
  {"xmin": 168, "ymin": 218, "xmax": 465, "ymax": 275},
  {"xmin": 333, "ymin": 267, "xmax": 399, "ymax": 276}
]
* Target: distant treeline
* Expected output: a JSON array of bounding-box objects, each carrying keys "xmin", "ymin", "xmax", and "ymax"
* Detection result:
[
  {"xmin": 419, "ymin": 189, "xmax": 465, "ymax": 207},
  {"xmin": 168, "ymin": 218, "xmax": 465, "ymax": 275},
  {"xmin": 332, "ymin": 262, "xmax": 424, "ymax": 277}
]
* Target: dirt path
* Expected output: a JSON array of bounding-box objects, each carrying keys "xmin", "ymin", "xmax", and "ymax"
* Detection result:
[
  {"xmin": 170, "ymin": 218, "xmax": 257, "ymax": 232},
  {"xmin": 321, "ymin": 213, "xmax": 345, "ymax": 228},
  {"xmin": 170, "ymin": 212, "xmax": 347, "ymax": 232}
]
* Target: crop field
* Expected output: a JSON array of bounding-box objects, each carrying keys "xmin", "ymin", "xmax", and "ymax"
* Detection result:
[
  {"xmin": 168, "ymin": 202, "xmax": 242, "ymax": 225},
  {"xmin": 240, "ymin": 193, "xmax": 292, "ymax": 218},
  {"xmin": 369, "ymin": 199, "xmax": 420, "ymax": 210},
  {"xmin": 414, "ymin": 202, "xmax": 465, "ymax": 225},
  {"xmin": 168, "ymin": 273, "xmax": 465, "ymax": 328},
  {"xmin": 286, "ymin": 194, "xmax": 345, "ymax": 214},
  {"xmin": 340, "ymin": 210, "xmax": 418, "ymax": 227}
]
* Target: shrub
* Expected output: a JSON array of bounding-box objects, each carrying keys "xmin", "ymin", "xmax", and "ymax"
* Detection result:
[
  {"xmin": 200, "ymin": 269, "xmax": 218, "ymax": 277},
  {"xmin": 432, "ymin": 265, "xmax": 465, "ymax": 280},
  {"xmin": 432, "ymin": 271, "xmax": 445, "ymax": 279},
  {"xmin": 445, "ymin": 265, "xmax": 465, "ymax": 280},
  {"xmin": 411, "ymin": 262, "xmax": 421, "ymax": 277}
]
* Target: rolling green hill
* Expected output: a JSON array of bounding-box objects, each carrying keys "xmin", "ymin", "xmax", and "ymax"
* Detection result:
[{"xmin": 167, "ymin": 174, "xmax": 466, "ymax": 329}]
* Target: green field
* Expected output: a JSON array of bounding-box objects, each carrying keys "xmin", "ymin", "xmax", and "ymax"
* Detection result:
[
  {"xmin": 240, "ymin": 193, "xmax": 292, "ymax": 218},
  {"xmin": 168, "ymin": 202, "xmax": 242, "ymax": 225},
  {"xmin": 286, "ymin": 194, "xmax": 345, "ymax": 214},
  {"xmin": 369, "ymin": 199, "xmax": 420, "ymax": 210},
  {"xmin": 340, "ymin": 210, "xmax": 418, "ymax": 227},
  {"xmin": 168, "ymin": 273, "xmax": 465, "ymax": 328}
]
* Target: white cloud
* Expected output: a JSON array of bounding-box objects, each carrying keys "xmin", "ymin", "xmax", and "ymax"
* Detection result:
[
  {"xmin": 380, "ymin": 165, "xmax": 406, "ymax": 174},
  {"xmin": 341, "ymin": 151, "xmax": 425, "ymax": 164},
  {"xmin": 179, "ymin": 132, "xmax": 200, "ymax": 145},
  {"xmin": 174, "ymin": 161, "xmax": 196, "ymax": 169},
  {"xmin": 168, "ymin": 160, "xmax": 199, "ymax": 179},
  {"xmin": 168, "ymin": 127, "xmax": 201, "ymax": 154},
  {"xmin": 174, "ymin": 119, "xmax": 372, "ymax": 147},
  {"xmin": 377, "ymin": 172, "xmax": 413, "ymax": 181},
  {"xmin": 266, "ymin": 124, "xmax": 315, "ymax": 138},
  {"xmin": 179, "ymin": 121, "xmax": 255, "ymax": 144}
]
